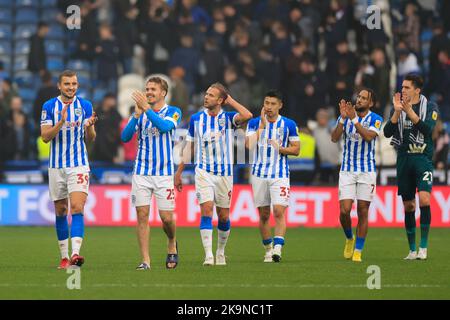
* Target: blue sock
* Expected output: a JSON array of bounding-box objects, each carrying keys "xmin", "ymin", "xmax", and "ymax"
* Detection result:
[
  {"xmin": 218, "ymin": 219, "xmax": 230, "ymax": 232},
  {"xmin": 355, "ymin": 237, "xmax": 365, "ymax": 251},
  {"xmin": 344, "ymin": 228, "xmax": 353, "ymax": 240},
  {"xmin": 71, "ymin": 213, "xmax": 84, "ymax": 238},
  {"xmin": 273, "ymin": 236, "xmax": 285, "ymax": 246},
  {"xmin": 55, "ymin": 215, "xmax": 69, "ymax": 240},
  {"xmin": 262, "ymin": 238, "xmax": 273, "ymax": 246},
  {"xmin": 200, "ymin": 216, "xmax": 213, "ymax": 230}
]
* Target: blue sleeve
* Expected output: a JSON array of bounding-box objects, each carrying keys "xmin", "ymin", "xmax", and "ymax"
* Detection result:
[
  {"xmin": 227, "ymin": 111, "xmax": 238, "ymax": 128},
  {"xmin": 246, "ymin": 118, "xmax": 258, "ymax": 136},
  {"xmin": 145, "ymin": 109, "xmax": 175, "ymax": 133},
  {"xmin": 287, "ymin": 120, "xmax": 299, "ymax": 140},
  {"xmin": 187, "ymin": 115, "xmax": 196, "ymax": 141},
  {"xmin": 121, "ymin": 116, "xmax": 139, "ymax": 142},
  {"xmin": 40, "ymin": 100, "xmax": 54, "ymax": 126},
  {"xmin": 82, "ymin": 100, "xmax": 93, "ymax": 126},
  {"xmin": 164, "ymin": 107, "xmax": 182, "ymax": 127}
]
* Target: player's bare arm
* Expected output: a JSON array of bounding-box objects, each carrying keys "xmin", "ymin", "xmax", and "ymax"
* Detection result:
[
  {"xmin": 331, "ymin": 99, "xmax": 348, "ymax": 142},
  {"xmin": 84, "ymin": 112, "xmax": 97, "ymax": 142},
  {"xmin": 225, "ymin": 94, "xmax": 253, "ymax": 125},
  {"xmin": 174, "ymin": 141, "xmax": 194, "ymax": 192},
  {"xmin": 41, "ymin": 103, "xmax": 68, "ymax": 143},
  {"xmin": 270, "ymin": 140, "xmax": 300, "ymax": 156},
  {"xmin": 345, "ymin": 103, "xmax": 377, "ymax": 142}
]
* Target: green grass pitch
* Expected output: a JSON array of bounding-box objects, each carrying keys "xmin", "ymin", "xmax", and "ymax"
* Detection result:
[{"xmin": 0, "ymin": 227, "xmax": 449, "ymax": 299}]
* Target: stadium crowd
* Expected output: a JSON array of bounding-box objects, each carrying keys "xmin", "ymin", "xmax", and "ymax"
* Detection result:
[{"xmin": 0, "ymin": 0, "xmax": 449, "ymax": 185}]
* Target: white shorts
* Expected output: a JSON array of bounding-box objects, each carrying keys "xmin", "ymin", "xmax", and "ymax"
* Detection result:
[
  {"xmin": 48, "ymin": 166, "xmax": 90, "ymax": 201},
  {"xmin": 338, "ymin": 171, "xmax": 377, "ymax": 202},
  {"xmin": 195, "ymin": 167, "xmax": 233, "ymax": 208},
  {"xmin": 131, "ymin": 175, "xmax": 175, "ymax": 211},
  {"xmin": 250, "ymin": 175, "xmax": 290, "ymax": 208}
]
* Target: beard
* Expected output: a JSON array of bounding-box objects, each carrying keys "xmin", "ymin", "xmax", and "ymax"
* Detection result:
[{"xmin": 355, "ymin": 106, "xmax": 367, "ymax": 112}]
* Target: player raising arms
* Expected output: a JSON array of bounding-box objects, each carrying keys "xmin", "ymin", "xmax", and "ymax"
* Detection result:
[
  {"xmin": 245, "ymin": 90, "xmax": 300, "ymax": 263},
  {"xmin": 331, "ymin": 88, "xmax": 383, "ymax": 262},
  {"xmin": 40, "ymin": 70, "xmax": 97, "ymax": 269},
  {"xmin": 121, "ymin": 77, "xmax": 182, "ymax": 270},
  {"xmin": 175, "ymin": 83, "xmax": 252, "ymax": 266},
  {"xmin": 384, "ymin": 74, "xmax": 439, "ymax": 260}
]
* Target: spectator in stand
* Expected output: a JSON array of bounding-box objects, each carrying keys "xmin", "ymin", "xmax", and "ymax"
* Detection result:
[
  {"xmin": 75, "ymin": 1, "xmax": 99, "ymax": 62},
  {"xmin": 433, "ymin": 120, "xmax": 449, "ymax": 171},
  {"xmin": 199, "ymin": 37, "xmax": 225, "ymax": 90},
  {"xmin": 33, "ymin": 70, "xmax": 59, "ymax": 129},
  {"xmin": 119, "ymin": 106, "xmax": 137, "ymax": 163},
  {"xmin": 397, "ymin": 3, "xmax": 421, "ymax": 55},
  {"xmin": 168, "ymin": 32, "xmax": 200, "ymax": 96},
  {"xmin": 8, "ymin": 97, "xmax": 35, "ymax": 160},
  {"xmin": 223, "ymin": 64, "xmax": 251, "ymax": 111},
  {"xmin": 0, "ymin": 79, "xmax": 19, "ymax": 118},
  {"xmin": 427, "ymin": 21, "xmax": 450, "ymax": 95},
  {"xmin": 92, "ymin": 93, "xmax": 122, "ymax": 163},
  {"xmin": 168, "ymin": 66, "xmax": 190, "ymax": 121},
  {"xmin": 27, "ymin": 22, "xmax": 49, "ymax": 82},
  {"xmin": 312, "ymin": 108, "xmax": 340, "ymax": 184},
  {"xmin": 396, "ymin": 41, "xmax": 420, "ymax": 90},
  {"xmin": 370, "ymin": 48, "xmax": 390, "ymax": 115},
  {"xmin": 95, "ymin": 24, "xmax": 120, "ymax": 93},
  {"xmin": 433, "ymin": 49, "xmax": 450, "ymax": 121},
  {"xmin": 329, "ymin": 59, "xmax": 354, "ymax": 110}
]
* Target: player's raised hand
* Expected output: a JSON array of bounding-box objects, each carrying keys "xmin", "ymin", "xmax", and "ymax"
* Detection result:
[
  {"xmin": 339, "ymin": 99, "xmax": 347, "ymax": 119},
  {"xmin": 393, "ymin": 93, "xmax": 402, "ymax": 112},
  {"xmin": 345, "ymin": 101, "xmax": 356, "ymax": 119},
  {"xmin": 60, "ymin": 103, "xmax": 69, "ymax": 122},
  {"xmin": 400, "ymin": 99, "xmax": 412, "ymax": 112},
  {"xmin": 132, "ymin": 91, "xmax": 149, "ymax": 111},
  {"xmin": 174, "ymin": 172, "xmax": 183, "ymax": 192},
  {"xmin": 259, "ymin": 107, "xmax": 267, "ymax": 129},
  {"xmin": 85, "ymin": 111, "xmax": 98, "ymax": 127}
]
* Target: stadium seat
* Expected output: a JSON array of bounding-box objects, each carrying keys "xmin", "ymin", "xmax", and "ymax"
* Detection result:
[
  {"xmin": 118, "ymin": 74, "xmax": 145, "ymax": 91},
  {"xmin": 93, "ymin": 88, "xmax": 107, "ymax": 103},
  {"xmin": 46, "ymin": 24, "xmax": 64, "ymax": 40},
  {"xmin": 67, "ymin": 59, "xmax": 91, "ymax": 72},
  {"xmin": 40, "ymin": 8, "xmax": 59, "ymax": 22},
  {"xmin": 15, "ymin": 0, "xmax": 38, "ymax": 9},
  {"xmin": 0, "ymin": 8, "xmax": 12, "ymax": 24},
  {"xmin": 0, "ymin": 24, "xmax": 11, "ymax": 39},
  {"xmin": 45, "ymin": 40, "xmax": 64, "ymax": 56},
  {"xmin": 13, "ymin": 55, "xmax": 29, "ymax": 72},
  {"xmin": 14, "ymin": 40, "xmax": 31, "ymax": 55},
  {"xmin": 0, "ymin": 0, "xmax": 12, "ymax": 8},
  {"xmin": 47, "ymin": 57, "xmax": 64, "ymax": 71},
  {"xmin": 14, "ymin": 70, "xmax": 34, "ymax": 88},
  {"xmin": 15, "ymin": 9, "xmax": 39, "ymax": 24},
  {"xmin": 0, "ymin": 40, "xmax": 11, "ymax": 55},
  {"xmin": 40, "ymin": 0, "xmax": 57, "ymax": 8},
  {"xmin": 19, "ymin": 87, "xmax": 36, "ymax": 102},
  {"xmin": 118, "ymin": 87, "xmax": 136, "ymax": 118},
  {"xmin": 14, "ymin": 24, "xmax": 36, "ymax": 39}
]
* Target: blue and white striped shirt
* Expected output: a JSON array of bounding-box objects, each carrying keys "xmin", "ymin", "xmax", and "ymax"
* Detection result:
[
  {"xmin": 246, "ymin": 115, "xmax": 299, "ymax": 179},
  {"xmin": 129, "ymin": 105, "xmax": 181, "ymax": 176},
  {"xmin": 339, "ymin": 111, "xmax": 383, "ymax": 172},
  {"xmin": 186, "ymin": 109, "xmax": 238, "ymax": 176},
  {"xmin": 41, "ymin": 96, "xmax": 92, "ymax": 169}
]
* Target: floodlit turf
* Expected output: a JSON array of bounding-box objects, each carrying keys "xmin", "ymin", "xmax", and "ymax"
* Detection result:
[{"xmin": 0, "ymin": 227, "xmax": 449, "ymax": 299}]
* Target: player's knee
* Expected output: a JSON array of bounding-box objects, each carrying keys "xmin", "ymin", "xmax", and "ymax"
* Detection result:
[
  {"xmin": 419, "ymin": 192, "xmax": 431, "ymax": 207},
  {"xmin": 404, "ymin": 201, "xmax": 416, "ymax": 212},
  {"xmin": 160, "ymin": 213, "xmax": 173, "ymax": 225},
  {"xmin": 259, "ymin": 213, "xmax": 270, "ymax": 223},
  {"xmin": 70, "ymin": 203, "xmax": 84, "ymax": 213},
  {"xmin": 56, "ymin": 205, "xmax": 68, "ymax": 216}
]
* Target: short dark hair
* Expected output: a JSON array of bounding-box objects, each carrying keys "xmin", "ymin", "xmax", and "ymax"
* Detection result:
[
  {"xmin": 404, "ymin": 73, "xmax": 424, "ymax": 90},
  {"xmin": 38, "ymin": 21, "xmax": 48, "ymax": 29},
  {"xmin": 58, "ymin": 70, "xmax": 77, "ymax": 83},
  {"xmin": 359, "ymin": 87, "xmax": 377, "ymax": 107},
  {"xmin": 147, "ymin": 76, "xmax": 169, "ymax": 96},
  {"xmin": 265, "ymin": 89, "xmax": 283, "ymax": 102}
]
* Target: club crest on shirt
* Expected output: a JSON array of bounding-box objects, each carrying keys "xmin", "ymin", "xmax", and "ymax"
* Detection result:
[
  {"xmin": 41, "ymin": 110, "xmax": 47, "ymax": 120},
  {"xmin": 362, "ymin": 121, "xmax": 370, "ymax": 129},
  {"xmin": 74, "ymin": 107, "xmax": 82, "ymax": 117},
  {"xmin": 218, "ymin": 118, "xmax": 226, "ymax": 127}
]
